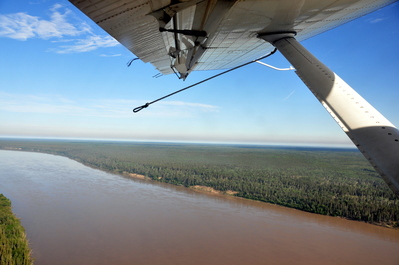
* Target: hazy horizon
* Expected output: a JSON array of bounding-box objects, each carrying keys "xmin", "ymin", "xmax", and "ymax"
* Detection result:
[{"xmin": 1, "ymin": 1, "xmax": 398, "ymax": 148}]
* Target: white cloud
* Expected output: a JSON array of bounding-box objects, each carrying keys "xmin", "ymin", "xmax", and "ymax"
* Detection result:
[
  {"xmin": 162, "ymin": 101, "xmax": 219, "ymax": 112},
  {"xmin": 370, "ymin": 18, "xmax": 384, "ymax": 23},
  {"xmin": 52, "ymin": 35, "xmax": 119, "ymax": 54},
  {"xmin": 100, "ymin": 54, "xmax": 122, "ymax": 57},
  {"xmin": 0, "ymin": 5, "xmax": 83, "ymax": 40},
  {"xmin": 0, "ymin": 12, "xmax": 37, "ymax": 40},
  {"xmin": 282, "ymin": 90, "xmax": 295, "ymax": 101},
  {"xmin": 51, "ymin": 39, "xmax": 75, "ymax": 43},
  {"xmin": 0, "ymin": 4, "xmax": 119, "ymax": 53},
  {"xmin": 0, "ymin": 92, "xmax": 219, "ymax": 118}
]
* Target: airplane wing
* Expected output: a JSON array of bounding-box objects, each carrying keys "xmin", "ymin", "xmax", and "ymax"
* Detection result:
[
  {"xmin": 68, "ymin": 0, "xmax": 396, "ymax": 79},
  {"xmin": 69, "ymin": 0, "xmax": 399, "ymax": 197}
]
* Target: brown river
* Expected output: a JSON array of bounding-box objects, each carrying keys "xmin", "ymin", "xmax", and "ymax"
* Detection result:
[{"xmin": 1, "ymin": 150, "xmax": 399, "ymax": 265}]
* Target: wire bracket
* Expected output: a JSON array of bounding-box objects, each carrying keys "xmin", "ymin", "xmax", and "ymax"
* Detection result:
[{"xmin": 133, "ymin": 48, "xmax": 278, "ymax": 113}]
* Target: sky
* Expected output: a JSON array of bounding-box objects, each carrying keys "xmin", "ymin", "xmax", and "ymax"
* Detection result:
[{"xmin": 0, "ymin": 1, "xmax": 398, "ymax": 147}]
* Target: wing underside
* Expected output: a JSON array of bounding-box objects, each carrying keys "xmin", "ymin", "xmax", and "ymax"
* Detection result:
[
  {"xmin": 69, "ymin": 0, "xmax": 399, "ymax": 195},
  {"xmin": 69, "ymin": 0, "xmax": 396, "ymax": 78}
]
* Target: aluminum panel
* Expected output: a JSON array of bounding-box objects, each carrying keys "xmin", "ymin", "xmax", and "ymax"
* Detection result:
[{"xmin": 69, "ymin": 0, "xmax": 397, "ymax": 77}]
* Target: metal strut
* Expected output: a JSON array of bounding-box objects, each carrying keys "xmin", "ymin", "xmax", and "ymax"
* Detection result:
[
  {"xmin": 258, "ymin": 32, "xmax": 399, "ymax": 196},
  {"xmin": 159, "ymin": 27, "xmax": 207, "ymax": 37}
]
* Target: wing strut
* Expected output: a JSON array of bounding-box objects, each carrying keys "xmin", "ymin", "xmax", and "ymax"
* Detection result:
[{"xmin": 258, "ymin": 32, "xmax": 399, "ymax": 196}]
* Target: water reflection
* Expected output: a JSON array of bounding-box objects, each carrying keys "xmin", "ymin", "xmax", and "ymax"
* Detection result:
[{"xmin": 1, "ymin": 150, "xmax": 399, "ymax": 265}]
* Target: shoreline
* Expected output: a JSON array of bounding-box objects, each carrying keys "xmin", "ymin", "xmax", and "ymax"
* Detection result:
[
  {"xmin": 1, "ymin": 148, "xmax": 397, "ymax": 229},
  {"xmin": 115, "ymin": 164, "xmax": 396, "ymax": 229},
  {"xmin": 0, "ymin": 194, "xmax": 33, "ymax": 264}
]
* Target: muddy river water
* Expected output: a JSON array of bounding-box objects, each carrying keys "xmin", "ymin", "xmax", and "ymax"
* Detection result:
[{"xmin": 1, "ymin": 150, "xmax": 399, "ymax": 265}]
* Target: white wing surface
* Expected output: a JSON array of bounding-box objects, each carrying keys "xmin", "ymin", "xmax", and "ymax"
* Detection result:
[
  {"xmin": 68, "ymin": 0, "xmax": 396, "ymax": 79},
  {"xmin": 69, "ymin": 0, "xmax": 399, "ymax": 195}
]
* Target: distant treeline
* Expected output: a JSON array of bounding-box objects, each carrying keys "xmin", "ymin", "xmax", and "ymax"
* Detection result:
[
  {"xmin": 1, "ymin": 139, "xmax": 398, "ymax": 227},
  {"xmin": 0, "ymin": 194, "xmax": 33, "ymax": 265}
]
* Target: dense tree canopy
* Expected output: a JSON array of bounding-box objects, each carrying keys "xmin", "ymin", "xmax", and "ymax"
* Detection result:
[
  {"xmin": 0, "ymin": 194, "xmax": 33, "ymax": 265},
  {"xmin": 1, "ymin": 139, "xmax": 398, "ymax": 227}
]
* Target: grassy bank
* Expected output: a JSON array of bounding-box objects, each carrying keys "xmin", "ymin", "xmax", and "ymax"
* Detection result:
[
  {"xmin": 0, "ymin": 194, "xmax": 33, "ymax": 265},
  {"xmin": 1, "ymin": 139, "xmax": 398, "ymax": 227}
]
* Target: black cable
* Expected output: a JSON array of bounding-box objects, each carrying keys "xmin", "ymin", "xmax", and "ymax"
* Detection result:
[
  {"xmin": 127, "ymin": 58, "xmax": 139, "ymax": 67},
  {"xmin": 133, "ymin": 48, "xmax": 277, "ymax": 113}
]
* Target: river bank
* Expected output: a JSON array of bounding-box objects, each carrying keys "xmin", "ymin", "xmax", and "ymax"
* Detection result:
[
  {"xmin": 0, "ymin": 139, "xmax": 398, "ymax": 228},
  {"xmin": 117, "ymin": 167, "xmax": 398, "ymax": 229},
  {"xmin": 60, "ymin": 155, "xmax": 398, "ymax": 229},
  {"xmin": 0, "ymin": 194, "xmax": 33, "ymax": 265},
  {"xmin": 2, "ymin": 149, "xmax": 399, "ymax": 265}
]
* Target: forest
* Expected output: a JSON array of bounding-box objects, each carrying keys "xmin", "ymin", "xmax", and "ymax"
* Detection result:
[
  {"xmin": 0, "ymin": 139, "xmax": 398, "ymax": 227},
  {"xmin": 0, "ymin": 194, "xmax": 33, "ymax": 265}
]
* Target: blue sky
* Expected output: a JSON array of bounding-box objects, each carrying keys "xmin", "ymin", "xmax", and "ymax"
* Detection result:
[{"xmin": 0, "ymin": 1, "xmax": 398, "ymax": 147}]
